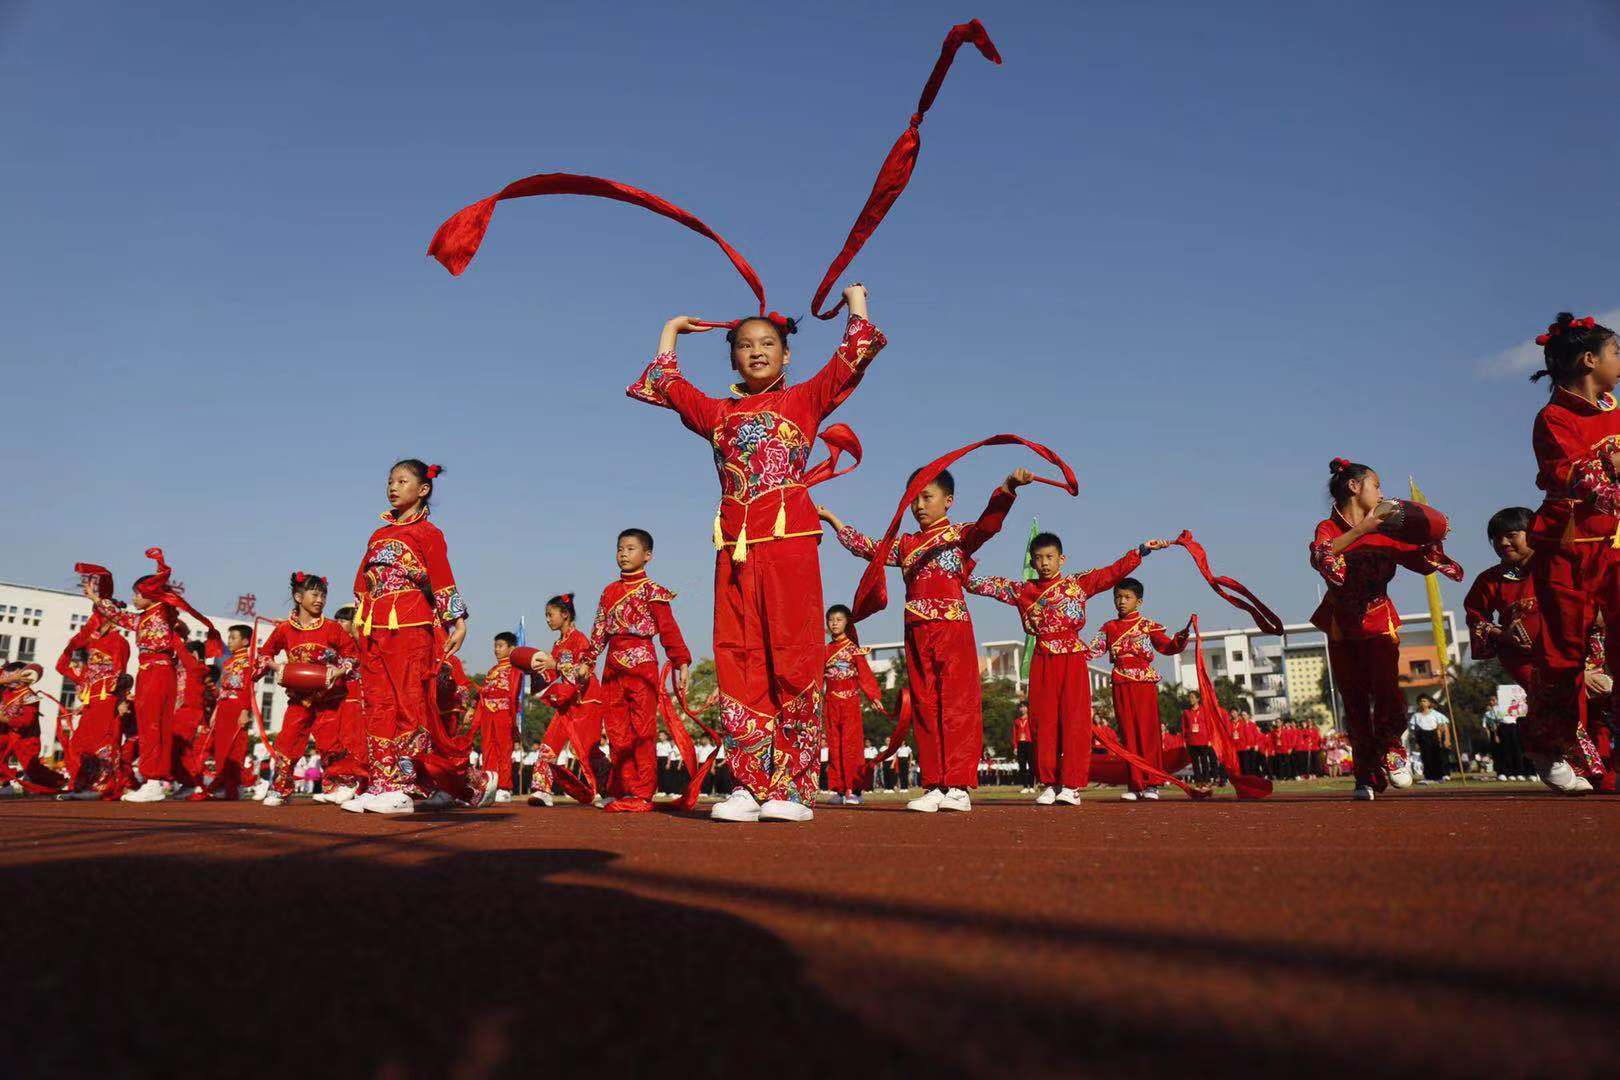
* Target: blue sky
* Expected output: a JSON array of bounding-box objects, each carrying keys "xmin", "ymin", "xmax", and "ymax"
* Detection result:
[{"xmin": 3, "ymin": 0, "xmax": 1617, "ymax": 660}]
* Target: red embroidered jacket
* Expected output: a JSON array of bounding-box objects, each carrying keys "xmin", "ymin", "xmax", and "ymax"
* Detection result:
[
  {"xmin": 537, "ymin": 628, "xmax": 601, "ymax": 709},
  {"xmin": 824, "ymin": 636, "xmax": 882, "ymax": 704},
  {"xmin": 1464, "ymin": 561, "xmax": 1537, "ymax": 663},
  {"xmin": 0, "ymin": 685, "xmax": 40, "ymax": 735},
  {"xmin": 837, "ymin": 486, "xmax": 1017, "ymax": 625},
  {"xmin": 218, "ymin": 647, "xmax": 260, "ymax": 707},
  {"xmin": 1531, "ymin": 388, "xmax": 1620, "ymax": 546},
  {"xmin": 57, "ymin": 619, "xmax": 130, "ymax": 704},
  {"xmin": 968, "ymin": 548, "xmax": 1144, "ymax": 655},
  {"xmin": 476, "ymin": 659, "xmax": 523, "ymax": 725},
  {"xmin": 627, "ymin": 315, "xmax": 886, "ymax": 556},
  {"xmin": 1308, "ymin": 508, "xmax": 1463, "ymax": 640},
  {"xmin": 175, "ymin": 641, "xmax": 209, "ymax": 712},
  {"xmin": 261, "ymin": 617, "xmax": 358, "ymax": 705},
  {"xmin": 353, "ymin": 511, "xmax": 467, "ymax": 635},
  {"xmin": 589, "ymin": 571, "xmax": 691, "ymax": 676},
  {"xmin": 95, "ymin": 599, "xmax": 180, "ymax": 666},
  {"xmin": 1089, "ymin": 613, "xmax": 1188, "ymax": 684}
]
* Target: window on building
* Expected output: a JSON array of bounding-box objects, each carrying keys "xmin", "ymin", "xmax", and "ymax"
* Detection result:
[
  {"xmin": 60, "ymin": 679, "xmax": 79, "ymax": 711},
  {"xmin": 1232, "ymin": 650, "xmax": 1244, "ymax": 662},
  {"xmin": 1237, "ymin": 673, "xmax": 1248, "ymax": 686},
  {"xmin": 261, "ymin": 692, "xmax": 275, "ymax": 727},
  {"xmin": 1410, "ymin": 659, "xmax": 1432, "ymax": 677},
  {"xmin": 17, "ymin": 637, "xmax": 36, "ymax": 663},
  {"xmin": 0, "ymin": 634, "xmax": 9, "ymax": 660}
]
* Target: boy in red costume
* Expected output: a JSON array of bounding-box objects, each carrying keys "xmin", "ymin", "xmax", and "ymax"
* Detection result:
[
  {"xmin": 821, "ymin": 604, "xmax": 881, "ymax": 806},
  {"xmin": 260, "ymin": 573, "xmax": 360, "ymax": 807},
  {"xmin": 529, "ymin": 593, "xmax": 608, "ymax": 807},
  {"xmin": 86, "ymin": 548, "xmax": 221, "ymax": 803},
  {"xmin": 190, "ymin": 625, "xmax": 260, "ymax": 800},
  {"xmin": 588, "ymin": 529, "xmax": 690, "ymax": 814},
  {"xmin": 822, "ymin": 466, "xmax": 1032, "ymax": 813},
  {"xmin": 0, "ymin": 664, "xmax": 67, "ymax": 794},
  {"xmin": 55, "ymin": 578, "xmax": 132, "ymax": 800},
  {"xmin": 969, "ymin": 531, "xmax": 1168, "ymax": 806},
  {"xmin": 475, "ymin": 632, "xmax": 523, "ymax": 803},
  {"xmin": 1089, "ymin": 578, "xmax": 1190, "ymax": 801}
]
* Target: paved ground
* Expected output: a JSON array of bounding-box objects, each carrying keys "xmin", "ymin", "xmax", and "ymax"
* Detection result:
[{"xmin": 5, "ymin": 786, "xmax": 1615, "ymax": 1078}]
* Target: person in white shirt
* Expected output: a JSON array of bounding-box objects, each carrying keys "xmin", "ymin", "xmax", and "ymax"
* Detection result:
[{"xmin": 1409, "ymin": 695, "xmax": 1451, "ymax": 783}]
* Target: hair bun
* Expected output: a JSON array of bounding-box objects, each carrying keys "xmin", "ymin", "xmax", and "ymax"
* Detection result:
[
  {"xmin": 1328, "ymin": 457, "xmax": 1351, "ymax": 475},
  {"xmin": 425, "ymin": 463, "xmax": 443, "ymax": 479}
]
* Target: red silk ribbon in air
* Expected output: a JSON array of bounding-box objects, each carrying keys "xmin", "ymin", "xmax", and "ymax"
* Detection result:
[
  {"xmin": 1188, "ymin": 615, "xmax": 1272, "ymax": 799},
  {"xmin": 428, "ymin": 21, "xmax": 1000, "ymax": 328},
  {"xmin": 850, "ymin": 434, "xmax": 1078, "ymax": 623},
  {"xmin": 854, "ymin": 686, "xmax": 913, "ymax": 791},
  {"xmin": 803, "ymin": 423, "xmax": 862, "ymax": 488},
  {"xmin": 137, "ymin": 548, "xmax": 223, "ymax": 658},
  {"xmin": 1171, "ymin": 531, "xmax": 1284, "ymax": 636}
]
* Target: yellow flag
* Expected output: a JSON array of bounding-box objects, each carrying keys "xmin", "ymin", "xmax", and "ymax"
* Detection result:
[{"xmin": 1409, "ymin": 477, "xmax": 1450, "ymax": 671}]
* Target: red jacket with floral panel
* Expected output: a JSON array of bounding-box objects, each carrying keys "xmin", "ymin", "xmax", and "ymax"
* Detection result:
[
  {"xmin": 1089, "ymin": 613, "xmax": 1188, "ymax": 684},
  {"xmin": 260, "ymin": 617, "xmax": 358, "ymax": 706},
  {"xmin": 95, "ymin": 599, "xmax": 180, "ymax": 668},
  {"xmin": 1, "ymin": 685, "xmax": 40, "ymax": 736},
  {"xmin": 57, "ymin": 617, "xmax": 131, "ymax": 705},
  {"xmin": 824, "ymin": 636, "xmax": 882, "ymax": 705},
  {"xmin": 353, "ymin": 511, "xmax": 467, "ymax": 635},
  {"xmin": 627, "ymin": 315, "xmax": 886, "ymax": 557},
  {"xmin": 968, "ymin": 548, "xmax": 1144, "ymax": 655},
  {"xmin": 476, "ymin": 659, "xmax": 523, "ymax": 729},
  {"xmin": 1308, "ymin": 508, "xmax": 1463, "ymax": 640},
  {"xmin": 217, "ymin": 647, "xmax": 260, "ymax": 708},
  {"xmin": 837, "ymin": 486, "xmax": 1017, "ymax": 626},
  {"xmin": 1530, "ymin": 388, "xmax": 1620, "ymax": 547},
  {"xmin": 589, "ymin": 572, "xmax": 691, "ymax": 679},
  {"xmin": 536, "ymin": 628, "xmax": 602, "ymax": 709},
  {"xmin": 1463, "ymin": 561, "xmax": 1538, "ymax": 664}
]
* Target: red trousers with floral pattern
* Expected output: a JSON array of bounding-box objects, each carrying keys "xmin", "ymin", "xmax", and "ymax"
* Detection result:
[
  {"xmin": 906, "ymin": 619, "xmax": 981, "ymax": 790},
  {"xmin": 270, "ymin": 697, "xmax": 348, "ymax": 798},
  {"xmin": 535, "ymin": 701, "xmax": 608, "ymax": 795},
  {"xmin": 1112, "ymin": 678, "xmax": 1162, "ymax": 794},
  {"xmin": 1530, "ymin": 539, "xmax": 1620, "ymax": 760},
  {"xmin": 1029, "ymin": 651, "xmax": 1095, "ymax": 790},
  {"xmin": 823, "ymin": 693, "xmax": 865, "ymax": 794},
  {"xmin": 713, "ymin": 537, "xmax": 825, "ymax": 805},
  {"xmin": 360, "ymin": 627, "xmax": 435, "ymax": 795},
  {"xmin": 1328, "ymin": 633, "xmax": 1407, "ymax": 788},
  {"xmin": 67, "ymin": 697, "xmax": 122, "ymax": 793}
]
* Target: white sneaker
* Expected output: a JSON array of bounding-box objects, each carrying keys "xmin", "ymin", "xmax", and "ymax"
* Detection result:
[
  {"xmin": 364, "ymin": 790, "xmax": 415, "ymax": 815},
  {"xmin": 1353, "ymin": 786, "xmax": 1376, "ymax": 801},
  {"xmin": 1055, "ymin": 787, "xmax": 1081, "ymax": 806},
  {"xmin": 940, "ymin": 788, "xmax": 971, "ymax": 812},
  {"xmin": 476, "ymin": 773, "xmax": 499, "ymax": 808},
  {"xmin": 826, "ymin": 792, "xmax": 845, "ymax": 806},
  {"xmin": 1035, "ymin": 786, "xmax": 1057, "ymax": 806},
  {"xmin": 1120, "ymin": 790, "xmax": 1139, "ymax": 802},
  {"xmin": 1141, "ymin": 787, "xmax": 1160, "ymax": 801},
  {"xmin": 710, "ymin": 788, "xmax": 761, "ymax": 822},
  {"xmin": 120, "ymin": 779, "xmax": 167, "ymax": 804},
  {"xmin": 1387, "ymin": 754, "xmax": 1414, "ymax": 790},
  {"xmin": 907, "ymin": 789, "xmax": 947, "ymax": 813},
  {"xmin": 1538, "ymin": 759, "xmax": 1593, "ymax": 795},
  {"xmin": 527, "ymin": 791, "xmax": 554, "ymax": 807},
  {"xmin": 321, "ymin": 784, "xmax": 358, "ymax": 805},
  {"xmin": 759, "ymin": 799, "xmax": 813, "ymax": 822},
  {"xmin": 262, "ymin": 793, "xmax": 285, "ymax": 807},
  {"xmin": 1019, "ymin": 786, "xmax": 1035, "ymax": 795},
  {"xmin": 415, "ymin": 790, "xmax": 454, "ymax": 811},
  {"xmin": 250, "ymin": 780, "xmax": 270, "ymax": 801},
  {"xmin": 845, "ymin": 792, "xmax": 862, "ymax": 806},
  {"xmin": 494, "ymin": 789, "xmax": 512, "ymax": 804}
]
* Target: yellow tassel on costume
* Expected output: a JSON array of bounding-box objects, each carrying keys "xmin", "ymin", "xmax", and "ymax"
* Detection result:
[
  {"xmin": 388, "ymin": 606, "xmax": 398, "ymax": 630},
  {"xmin": 733, "ymin": 522, "xmax": 748, "ymax": 563},
  {"xmin": 713, "ymin": 508, "xmax": 725, "ymax": 551},
  {"xmin": 773, "ymin": 497, "xmax": 786, "ymax": 538}
]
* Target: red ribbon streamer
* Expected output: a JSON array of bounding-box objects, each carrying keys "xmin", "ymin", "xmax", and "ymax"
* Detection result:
[
  {"xmin": 802, "ymin": 423, "xmax": 862, "ymax": 488},
  {"xmin": 1188, "ymin": 615, "xmax": 1272, "ymax": 800},
  {"xmin": 1171, "ymin": 531, "xmax": 1284, "ymax": 636},
  {"xmin": 139, "ymin": 548, "xmax": 223, "ymax": 658},
  {"xmin": 850, "ymin": 434, "xmax": 1079, "ymax": 623},
  {"xmin": 854, "ymin": 686, "xmax": 913, "ymax": 791},
  {"xmin": 657, "ymin": 662, "xmax": 730, "ymax": 812},
  {"xmin": 810, "ymin": 19, "xmax": 1002, "ymax": 320}
]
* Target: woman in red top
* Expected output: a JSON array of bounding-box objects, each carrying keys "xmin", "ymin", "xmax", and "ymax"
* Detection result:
[
  {"xmin": 1525, "ymin": 312, "xmax": 1620, "ymax": 792},
  {"xmin": 1309, "ymin": 458, "xmax": 1461, "ymax": 800},
  {"xmin": 628, "ymin": 284, "xmax": 884, "ymax": 824},
  {"xmin": 259, "ymin": 572, "xmax": 360, "ymax": 807},
  {"xmin": 345, "ymin": 460, "xmax": 468, "ymax": 815}
]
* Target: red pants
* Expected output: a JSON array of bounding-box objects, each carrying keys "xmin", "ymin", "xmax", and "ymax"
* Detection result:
[
  {"xmin": 1112, "ymin": 679, "xmax": 1162, "ymax": 793},
  {"xmin": 134, "ymin": 661, "xmax": 178, "ymax": 782},
  {"xmin": 713, "ymin": 536, "xmax": 825, "ymax": 805},
  {"xmin": 1327, "ymin": 633, "xmax": 1407, "ymax": 788},
  {"xmin": 1028, "ymin": 651, "xmax": 1095, "ymax": 789},
  {"xmin": 1530, "ymin": 539, "xmax": 1620, "ymax": 758},
  {"xmin": 172, "ymin": 706, "xmax": 208, "ymax": 788},
  {"xmin": 270, "ymin": 696, "xmax": 350, "ymax": 798},
  {"xmin": 67, "ymin": 697, "xmax": 123, "ymax": 794},
  {"xmin": 360, "ymin": 627, "xmax": 436, "ymax": 795},
  {"xmin": 823, "ymin": 692, "xmax": 865, "ymax": 794},
  {"xmin": 337, "ymin": 697, "xmax": 368, "ymax": 782},
  {"xmin": 207, "ymin": 701, "xmax": 251, "ymax": 797},
  {"xmin": 534, "ymin": 700, "xmax": 608, "ymax": 796},
  {"xmin": 479, "ymin": 709, "xmax": 516, "ymax": 791},
  {"xmin": 0, "ymin": 731, "xmax": 66, "ymax": 791},
  {"xmin": 602, "ymin": 664, "xmax": 658, "ymax": 801},
  {"xmin": 907, "ymin": 619, "xmax": 982, "ymax": 790}
]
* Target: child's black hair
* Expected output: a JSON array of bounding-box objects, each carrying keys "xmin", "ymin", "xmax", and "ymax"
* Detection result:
[
  {"xmin": 618, "ymin": 528, "xmax": 655, "ymax": 552},
  {"xmin": 1029, "ymin": 531, "xmax": 1063, "ymax": 555},
  {"xmin": 908, "ymin": 467, "xmax": 955, "ymax": 497},
  {"xmin": 1486, "ymin": 507, "xmax": 1534, "ymax": 544},
  {"xmin": 546, "ymin": 593, "xmax": 577, "ymax": 622},
  {"xmin": 1327, "ymin": 458, "xmax": 1374, "ymax": 507},
  {"xmin": 494, "ymin": 631, "xmax": 518, "ymax": 647},
  {"xmin": 1530, "ymin": 312, "xmax": 1616, "ymax": 386},
  {"xmin": 2, "ymin": 661, "xmax": 24, "ymax": 674},
  {"xmin": 133, "ymin": 573, "xmax": 157, "ymax": 591},
  {"xmin": 1417, "ymin": 693, "xmax": 1434, "ymax": 706},
  {"xmin": 228, "ymin": 624, "xmax": 252, "ymax": 640},
  {"xmin": 826, "ymin": 603, "xmax": 853, "ymax": 621},
  {"xmin": 334, "ymin": 605, "xmax": 356, "ymax": 623},
  {"xmin": 289, "ymin": 571, "xmax": 328, "ymax": 596},
  {"xmin": 185, "ymin": 640, "xmax": 206, "ymax": 659},
  {"xmin": 391, "ymin": 459, "xmax": 443, "ymax": 508},
  {"xmin": 1116, "ymin": 577, "xmax": 1144, "ymax": 599},
  {"xmin": 725, "ymin": 315, "xmax": 798, "ymax": 349}
]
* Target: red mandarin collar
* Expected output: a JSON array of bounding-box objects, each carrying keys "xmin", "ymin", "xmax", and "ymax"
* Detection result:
[
  {"xmin": 378, "ymin": 506, "xmax": 430, "ymax": 527},
  {"xmin": 619, "ymin": 570, "xmax": 649, "ymax": 583},
  {"xmin": 1553, "ymin": 386, "xmax": 1618, "ymax": 414}
]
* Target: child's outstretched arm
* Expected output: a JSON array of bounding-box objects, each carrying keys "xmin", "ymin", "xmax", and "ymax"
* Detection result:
[
  {"xmin": 801, "ymin": 284, "xmax": 888, "ymax": 417},
  {"xmin": 1151, "ymin": 617, "xmax": 1194, "ymax": 656},
  {"xmin": 960, "ymin": 469, "xmax": 1034, "ymax": 554},
  {"xmin": 819, "ymin": 505, "xmax": 890, "ymax": 563},
  {"xmin": 627, "ymin": 317, "xmax": 723, "ymax": 437}
]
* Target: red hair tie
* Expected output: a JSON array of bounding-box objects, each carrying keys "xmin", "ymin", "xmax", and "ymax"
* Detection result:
[
  {"xmin": 425, "ymin": 464, "xmax": 442, "ymax": 479},
  {"xmin": 1329, "ymin": 457, "xmax": 1352, "ymax": 473}
]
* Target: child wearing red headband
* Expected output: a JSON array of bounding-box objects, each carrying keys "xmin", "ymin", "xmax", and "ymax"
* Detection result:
[
  {"xmin": 343, "ymin": 459, "xmax": 468, "ymax": 815},
  {"xmin": 527, "ymin": 592, "xmax": 608, "ymax": 807},
  {"xmin": 1309, "ymin": 458, "xmax": 1462, "ymax": 800},
  {"xmin": 259, "ymin": 572, "xmax": 360, "ymax": 807},
  {"xmin": 820, "ymin": 466, "xmax": 1032, "ymax": 813},
  {"xmin": 474, "ymin": 632, "xmax": 523, "ymax": 802},
  {"xmin": 1525, "ymin": 312, "xmax": 1620, "ymax": 792}
]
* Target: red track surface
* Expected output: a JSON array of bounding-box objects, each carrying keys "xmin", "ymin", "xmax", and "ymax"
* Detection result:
[{"xmin": 6, "ymin": 789, "xmax": 1616, "ymax": 1078}]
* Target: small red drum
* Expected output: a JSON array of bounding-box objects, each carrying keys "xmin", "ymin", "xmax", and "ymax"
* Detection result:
[
  {"xmin": 510, "ymin": 646, "xmax": 546, "ymax": 673},
  {"xmin": 1377, "ymin": 500, "xmax": 1450, "ymax": 545},
  {"xmin": 279, "ymin": 662, "xmax": 333, "ymax": 693}
]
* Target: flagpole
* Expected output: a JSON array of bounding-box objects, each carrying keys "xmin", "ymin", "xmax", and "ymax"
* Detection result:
[{"xmin": 1410, "ymin": 478, "xmax": 1468, "ymax": 784}]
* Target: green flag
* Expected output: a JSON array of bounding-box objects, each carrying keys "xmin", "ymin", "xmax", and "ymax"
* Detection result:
[{"xmin": 1019, "ymin": 517, "xmax": 1039, "ymax": 682}]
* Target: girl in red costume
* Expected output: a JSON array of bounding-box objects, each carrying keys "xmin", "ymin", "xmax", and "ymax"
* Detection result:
[
  {"xmin": 821, "ymin": 605, "xmax": 881, "ymax": 806},
  {"xmin": 629, "ymin": 285, "xmax": 884, "ymax": 824},
  {"xmin": 343, "ymin": 459, "xmax": 469, "ymax": 816},
  {"xmin": 1309, "ymin": 458, "xmax": 1462, "ymax": 801},
  {"xmin": 0, "ymin": 664, "xmax": 67, "ymax": 794},
  {"xmin": 528, "ymin": 593, "xmax": 608, "ymax": 807},
  {"xmin": 259, "ymin": 572, "xmax": 361, "ymax": 807},
  {"xmin": 1525, "ymin": 312, "xmax": 1620, "ymax": 793},
  {"xmin": 55, "ymin": 571, "xmax": 132, "ymax": 800}
]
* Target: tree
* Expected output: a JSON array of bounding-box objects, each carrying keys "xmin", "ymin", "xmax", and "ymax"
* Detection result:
[
  {"xmin": 980, "ymin": 677, "xmax": 1022, "ymax": 755},
  {"xmin": 863, "ymin": 651, "xmax": 909, "ymax": 745},
  {"xmin": 1444, "ymin": 658, "xmax": 1507, "ymax": 745}
]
